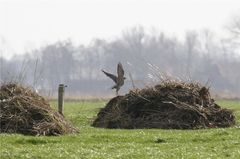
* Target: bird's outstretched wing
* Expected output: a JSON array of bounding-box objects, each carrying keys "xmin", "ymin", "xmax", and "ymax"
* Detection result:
[
  {"xmin": 117, "ymin": 62, "xmax": 124, "ymax": 79},
  {"xmin": 102, "ymin": 70, "xmax": 117, "ymax": 83}
]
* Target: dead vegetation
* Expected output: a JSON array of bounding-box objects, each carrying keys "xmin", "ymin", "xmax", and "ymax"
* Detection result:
[
  {"xmin": 93, "ymin": 80, "xmax": 236, "ymax": 129},
  {"xmin": 0, "ymin": 83, "xmax": 77, "ymax": 136}
]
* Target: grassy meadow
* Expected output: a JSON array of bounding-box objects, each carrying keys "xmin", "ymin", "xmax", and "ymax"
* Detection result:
[{"xmin": 0, "ymin": 100, "xmax": 240, "ymax": 159}]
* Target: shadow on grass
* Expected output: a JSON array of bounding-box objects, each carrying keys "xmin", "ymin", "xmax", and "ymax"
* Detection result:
[{"xmin": 15, "ymin": 138, "xmax": 60, "ymax": 145}]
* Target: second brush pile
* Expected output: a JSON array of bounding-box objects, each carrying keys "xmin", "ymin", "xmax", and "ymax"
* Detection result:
[{"xmin": 93, "ymin": 80, "xmax": 235, "ymax": 129}]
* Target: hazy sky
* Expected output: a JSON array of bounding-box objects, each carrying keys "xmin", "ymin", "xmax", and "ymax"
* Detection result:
[{"xmin": 0, "ymin": 0, "xmax": 240, "ymax": 59}]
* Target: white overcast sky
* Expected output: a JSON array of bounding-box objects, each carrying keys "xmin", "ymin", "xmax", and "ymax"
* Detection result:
[{"xmin": 0, "ymin": 0, "xmax": 240, "ymax": 59}]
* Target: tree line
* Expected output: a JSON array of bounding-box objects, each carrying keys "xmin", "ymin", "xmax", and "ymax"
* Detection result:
[{"xmin": 1, "ymin": 25, "xmax": 240, "ymax": 98}]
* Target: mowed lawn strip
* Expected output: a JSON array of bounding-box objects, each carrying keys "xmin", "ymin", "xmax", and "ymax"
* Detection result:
[{"xmin": 0, "ymin": 100, "xmax": 240, "ymax": 159}]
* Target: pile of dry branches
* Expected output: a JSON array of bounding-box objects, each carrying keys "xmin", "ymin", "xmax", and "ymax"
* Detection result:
[
  {"xmin": 93, "ymin": 80, "xmax": 235, "ymax": 129},
  {"xmin": 0, "ymin": 83, "xmax": 77, "ymax": 136}
]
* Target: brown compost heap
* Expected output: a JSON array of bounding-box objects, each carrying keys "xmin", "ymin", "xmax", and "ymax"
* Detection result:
[
  {"xmin": 93, "ymin": 81, "xmax": 236, "ymax": 129},
  {"xmin": 0, "ymin": 83, "xmax": 77, "ymax": 136}
]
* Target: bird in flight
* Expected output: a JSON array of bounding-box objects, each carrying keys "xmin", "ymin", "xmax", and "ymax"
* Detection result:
[{"xmin": 102, "ymin": 62, "xmax": 126, "ymax": 96}]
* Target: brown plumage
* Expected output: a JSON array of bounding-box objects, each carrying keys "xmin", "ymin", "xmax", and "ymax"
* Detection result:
[{"xmin": 102, "ymin": 62, "xmax": 126, "ymax": 95}]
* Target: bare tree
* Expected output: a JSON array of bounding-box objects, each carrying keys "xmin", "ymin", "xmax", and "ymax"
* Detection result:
[{"xmin": 185, "ymin": 31, "xmax": 199, "ymax": 77}]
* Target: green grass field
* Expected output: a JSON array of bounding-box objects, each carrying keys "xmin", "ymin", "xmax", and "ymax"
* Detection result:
[{"xmin": 0, "ymin": 100, "xmax": 240, "ymax": 159}]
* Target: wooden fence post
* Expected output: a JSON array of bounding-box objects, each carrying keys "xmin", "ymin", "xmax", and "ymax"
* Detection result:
[{"xmin": 58, "ymin": 84, "xmax": 66, "ymax": 115}]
